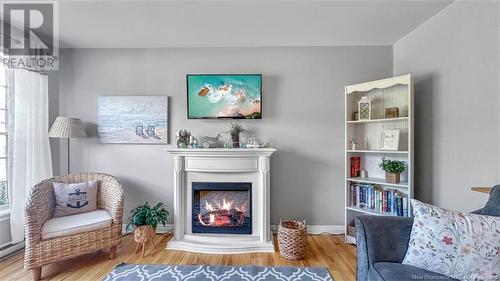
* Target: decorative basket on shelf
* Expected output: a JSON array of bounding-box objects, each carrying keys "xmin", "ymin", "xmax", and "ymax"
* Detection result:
[
  {"xmin": 277, "ymin": 219, "xmax": 308, "ymax": 260},
  {"xmin": 385, "ymin": 172, "xmax": 401, "ymax": 184}
]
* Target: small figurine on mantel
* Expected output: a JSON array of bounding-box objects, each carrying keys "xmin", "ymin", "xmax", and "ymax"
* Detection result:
[
  {"xmin": 198, "ymin": 133, "xmax": 223, "ymax": 148},
  {"xmin": 175, "ymin": 129, "xmax": 191, "ymax": 148},
  {"xmin": 188, "ymin": 135, "xmax": 199, "ymax": 148},
  {"xmin": 246, "ymin": 135, "xmax": 270, "ymax": 148}
]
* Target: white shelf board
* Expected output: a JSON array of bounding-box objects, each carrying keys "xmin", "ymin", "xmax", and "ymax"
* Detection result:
[
  {"xmin": 346, "ymin": 150, "xmax": 408, "ymax": 154},
  {"xmin": 347, "ymin": 177, "xmax": 409, "ymax": 188},
  {"xmin": 346, "ymin": 117, "xmax": 408, "ymax": 124},
  {"xmin": 346, "ymin": 206, "xmax": 397, "ymax": 217}
]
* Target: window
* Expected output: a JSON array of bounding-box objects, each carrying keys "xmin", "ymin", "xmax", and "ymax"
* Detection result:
[{"xmin": 0, "ymin": 64, "xmax": 7, "ymax": 208}]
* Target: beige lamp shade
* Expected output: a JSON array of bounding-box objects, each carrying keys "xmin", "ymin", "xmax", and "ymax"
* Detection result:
[{"xmin": 49, "ymin": 116, "xmax": 87, "ymax": 138}]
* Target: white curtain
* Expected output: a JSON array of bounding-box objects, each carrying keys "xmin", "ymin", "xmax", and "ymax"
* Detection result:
[{"xmin": 9, "ymin": 69, "xmax": 53, "ymax": 243}]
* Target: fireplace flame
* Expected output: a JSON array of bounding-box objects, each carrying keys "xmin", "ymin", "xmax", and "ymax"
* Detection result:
[
  {"xmin": 197, "ymin": 197, "xmax": 248, "ymax": 227},
  {"xmin": 205, "ymin": 200, "xmax": 214, "ymax": 212},
  {"xmin": 222, "ymin": 198, "xmax": 232, "ymax": 210},
  {"xmin": 204, "ymin": 198, "xmax": 242, "ymax": 212}
]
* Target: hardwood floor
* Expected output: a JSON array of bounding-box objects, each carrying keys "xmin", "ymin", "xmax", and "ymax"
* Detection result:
[{"xmin": 0, "ymin": 233, "xmax": 356, "ymax": 281}]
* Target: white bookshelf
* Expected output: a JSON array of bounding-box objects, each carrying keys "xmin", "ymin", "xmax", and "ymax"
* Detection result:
[{"xmin": 344, "ymin": 74, "xmax": 414, "ymax": 244}]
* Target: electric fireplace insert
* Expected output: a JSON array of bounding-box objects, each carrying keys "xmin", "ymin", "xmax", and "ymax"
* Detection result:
[{"xmin": 192, "ymin": 182, "xmax": 252, "ymax": 234}]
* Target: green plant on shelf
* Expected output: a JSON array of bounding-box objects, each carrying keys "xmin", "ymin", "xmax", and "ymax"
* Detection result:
[{"xmin": 378, "ymin": 157, "xmax": 406, "ymax": 173}]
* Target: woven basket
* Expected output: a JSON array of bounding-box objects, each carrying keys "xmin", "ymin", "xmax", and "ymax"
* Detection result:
[
  {"xmin": 277, "ymin": 220, "xmax": 308, "ymax": 260},
  {"xmin": 134, "ymin": 225, "xmax": 156, "ymax": 243}
]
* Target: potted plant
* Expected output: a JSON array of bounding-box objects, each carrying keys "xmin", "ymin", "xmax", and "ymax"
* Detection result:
[
  {"xmin": 378, "ymin": 157, "xmax": 406, "ymax": 184},
  {"xmin": 127, "ymin": 202, "xmax": 169, "ymax": 244},
  {"xmin": 229, "ymin": 122, "xmax": 244, "ymax": 148}
]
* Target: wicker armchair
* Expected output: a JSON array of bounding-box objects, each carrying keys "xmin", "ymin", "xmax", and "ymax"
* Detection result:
[{"xmin": 24, "ymin": 173, "xmax": 124, "ymax": 281}]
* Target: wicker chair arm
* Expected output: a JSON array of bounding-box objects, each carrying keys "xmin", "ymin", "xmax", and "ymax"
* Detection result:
[
  {"xmin": 97, "ymin": 175, "xmax": 124, "ymax": 224},
  {"xmin": 24, "ymin": 178, "xmax": 56, "ymax": 244}
]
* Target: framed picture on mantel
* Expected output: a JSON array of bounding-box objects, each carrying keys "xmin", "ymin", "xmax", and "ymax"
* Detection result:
[{"xmin": 98, "ymin": 96, "xmax": 169, "ymax": 144}]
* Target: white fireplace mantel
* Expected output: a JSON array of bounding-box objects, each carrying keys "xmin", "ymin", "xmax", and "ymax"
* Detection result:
[{"xmin": 165, "ymin": 148, "xmax": 277, "ymax": 254}]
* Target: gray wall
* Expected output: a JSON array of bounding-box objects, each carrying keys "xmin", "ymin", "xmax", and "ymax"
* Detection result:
[
  {"xmin": 48, "ymin": 71, "xmax": 60, "ymax": 176},
  {"xmin": 58, "ymin": 47, "xmax": 392, "ymax": 226},
  {"xmin": 394, "ymin": 1, "xmax": 500, "ymax": 212}
]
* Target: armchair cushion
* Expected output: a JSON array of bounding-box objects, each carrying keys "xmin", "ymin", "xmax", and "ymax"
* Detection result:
[
  {"xmin": 370, "ymin": 262, "xmax": 458, "ymax": 281},
  {"xmin": 41, "ymin": 209, "xmax": 111, "ymax": 240}
]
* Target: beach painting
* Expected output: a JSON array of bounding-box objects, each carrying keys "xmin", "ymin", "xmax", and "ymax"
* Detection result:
[
  {"xmin": 187, "ymin": 74, "xmax": 262, "ymax": 119},
  {"xmin": 98, "ymin": 96, "xmax": 168, "ymax": 144}
]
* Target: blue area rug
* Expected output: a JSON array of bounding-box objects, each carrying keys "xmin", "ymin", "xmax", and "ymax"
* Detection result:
[{"xmin": 103, "ymin": 263, "xmax": 334, "ymax": 281}]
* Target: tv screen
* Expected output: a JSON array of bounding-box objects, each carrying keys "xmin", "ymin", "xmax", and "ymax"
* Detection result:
[{"xmin": 187, "ymin": 74, "xmax": 262, "ymax": 119}]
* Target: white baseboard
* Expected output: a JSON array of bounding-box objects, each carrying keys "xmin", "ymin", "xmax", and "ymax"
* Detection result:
[
  {"xmin": 271, "ymin": 224, "xmax": 344, "ymax": 235},
  {"xmin": 122, "ymin": 224, "xmax": 174, "ymax": 235},
  {"xmin": 0, "ymin": 242, "xmax": 25, "ymax": 260},
  {"xmin": 123, "ymin": 224, "xmax": 344, "ymax": 235},
  {"xmin": 304, "ymin": 225, "xmax": 345, "ymax": 234}
]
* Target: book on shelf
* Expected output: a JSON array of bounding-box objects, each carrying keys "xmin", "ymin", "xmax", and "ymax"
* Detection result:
[
  {"xmin": 350, "ymin": 157, "xmax": 361, "ymax": 177},
  {"xmin": 349, "ymin": 184, "xmax": 356, "ymax": 206},
  {"xmin": 349, "ymin": 183, "xmax": 408, "ymax": 216}
]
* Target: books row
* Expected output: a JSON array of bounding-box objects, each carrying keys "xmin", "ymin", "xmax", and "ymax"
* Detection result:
[{"xmin": 349, "ymin": 183, "xmax": 408, "ymax": 216}]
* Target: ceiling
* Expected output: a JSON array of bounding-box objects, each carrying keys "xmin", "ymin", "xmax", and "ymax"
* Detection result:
[{"xmin": 19, "ymin": 0, "xmax": 456, "ymax": 48}]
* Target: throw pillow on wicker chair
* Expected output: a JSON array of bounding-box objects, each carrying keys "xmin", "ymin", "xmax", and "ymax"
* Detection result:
[{"xmin": 53, "ymin": 180, "xmax": 98, "ymax": 217}]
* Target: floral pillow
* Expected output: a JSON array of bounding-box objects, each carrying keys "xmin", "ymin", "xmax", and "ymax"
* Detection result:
[{"xmin": 402, "ymin": 199, "xmax": 500, "ymax": 281}]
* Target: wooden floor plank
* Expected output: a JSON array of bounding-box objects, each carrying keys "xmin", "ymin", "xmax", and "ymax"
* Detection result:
[{"xmin": 0, "ymin": 233, "xmax": 356, "ymax": 281}]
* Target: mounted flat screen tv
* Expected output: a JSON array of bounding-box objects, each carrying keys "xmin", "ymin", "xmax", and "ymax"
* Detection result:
[{"xmin": 187, "ymin": 74, "xmax": 262, "ymax": 119}]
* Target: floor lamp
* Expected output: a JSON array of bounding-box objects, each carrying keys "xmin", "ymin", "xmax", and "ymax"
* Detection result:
[{"xmin": 49, "ymin": 116, "xmax": 88, "ymax": 175}]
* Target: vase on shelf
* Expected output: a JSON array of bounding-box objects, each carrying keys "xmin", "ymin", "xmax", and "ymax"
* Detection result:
[
  {"xmin": 229, "ymin": 122, "xmax": 243, "ymax": 148},
  {"xmin": 385, "ymin": 172, "xmax": 400, "ymax": 184},
  {"xmin": 231, "ymin": 133, "xmax": 240, "ymax": 148}
]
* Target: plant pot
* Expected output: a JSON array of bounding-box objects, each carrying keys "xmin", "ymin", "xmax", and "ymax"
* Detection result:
[
  {"xmin": 385, "ymin": 172, "xmax": 401, "ymax": 184},
  {"xmin": 231, "ymin": 134, "xmax": 240, "ymax": 148},
  {"xmin": 133, "ymin": 225, "xmax": 156, "ymax": 243}
]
